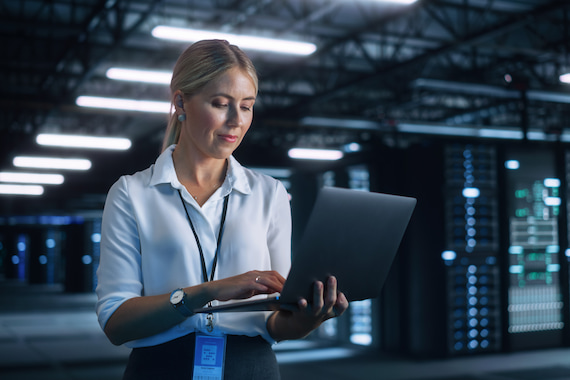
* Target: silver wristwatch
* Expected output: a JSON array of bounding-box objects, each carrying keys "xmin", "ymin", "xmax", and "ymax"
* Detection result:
[{"xmin": 169, "ymin": 288, "xmax": 193, "ymax": 317}]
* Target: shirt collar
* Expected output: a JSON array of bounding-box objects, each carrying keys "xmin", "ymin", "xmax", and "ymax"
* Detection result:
[{"xmin": 149, "ymin": 144, "xmax": 252, "ymax": 196}]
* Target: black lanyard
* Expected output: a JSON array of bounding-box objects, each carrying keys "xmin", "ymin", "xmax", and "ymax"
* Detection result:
[{"xmin": 178, "ymin": 190, "xmax": 229, "ymax": 284}]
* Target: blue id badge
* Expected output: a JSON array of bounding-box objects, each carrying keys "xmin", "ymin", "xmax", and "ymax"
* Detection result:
[{"xmin": 193, "ymin": 333, "xmax": 227, "ymax": 380}]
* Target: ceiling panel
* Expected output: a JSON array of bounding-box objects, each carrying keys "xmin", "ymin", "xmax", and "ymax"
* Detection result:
[{"xmin": 0, "ymin": 0, "xmax": 568, "ymax": 214}]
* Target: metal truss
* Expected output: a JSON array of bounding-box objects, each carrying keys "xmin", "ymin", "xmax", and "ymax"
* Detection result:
[{"xmin": 1, "ymin": 0, "xmax": 569, "ymax": 212}]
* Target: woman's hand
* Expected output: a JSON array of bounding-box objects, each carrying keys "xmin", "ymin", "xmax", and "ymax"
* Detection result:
[
  {"xmin": 267, "ymin": 276, "xmax": 349, "ymax": 342},
  {"xmin": 206, "ymin": 270, "xmax": 286, "ymax": 302}
]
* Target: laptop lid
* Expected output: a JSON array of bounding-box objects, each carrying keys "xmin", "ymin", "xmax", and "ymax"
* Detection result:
[
  {"xmin": 279, "ymin": 186, "xmax": 416, "ymax": 304},
  {"xmin": 194, "ymin": 187, "xmax": 416, "ymax": 313}
]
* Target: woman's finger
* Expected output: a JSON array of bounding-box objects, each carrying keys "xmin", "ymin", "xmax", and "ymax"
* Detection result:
[
  {"xmin": 334, "ymin": 292, "xmax": 349, "ymax": 317},
  {"xmin": 311, "ymin": 281, "xmax": 324, "ymax": 314},
  {"xmin": 324, "ymin": 277, "xmax": 338, "ymax": 308},
  {"xmin": 253, "ymin": 271, "xmax": 285, "ymax": 293}
]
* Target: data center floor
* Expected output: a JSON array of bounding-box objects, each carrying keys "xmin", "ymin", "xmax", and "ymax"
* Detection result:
[{"xmin": 1, "ymin": 281, "xmax": 569, "ymax": 380}]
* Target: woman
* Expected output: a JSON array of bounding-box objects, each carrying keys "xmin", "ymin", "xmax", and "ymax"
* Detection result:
[{"xmin": 96, "ymin": 39, "xmax": 349, "ymax": 379}]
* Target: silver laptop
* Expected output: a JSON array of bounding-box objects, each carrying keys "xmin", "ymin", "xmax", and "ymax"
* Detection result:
[{"xmin": 194, "ymin": 186, "xmax": 416, "ymax": 313}]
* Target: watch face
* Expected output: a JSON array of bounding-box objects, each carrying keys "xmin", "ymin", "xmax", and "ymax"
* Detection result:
[{"xmin": 171, "ymin": 289, "xmax": 184, "ymax": 304}]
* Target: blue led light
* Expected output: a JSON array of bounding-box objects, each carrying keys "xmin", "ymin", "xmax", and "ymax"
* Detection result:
[
  {"xmin": 462, "ymin": 187, "xmax": 480, "ymax": 198},
  {"xmin": 91, "ymin": 233, "xmax": 101, "ymax": 243},
  {"xmin": 544, "ymin": 197, "xmax": 561, "ymax": 206},
  {"xmin": 46, "ymin": 238, "xmax": 56, "ymax": 249},
  {"xmin": 441, "ymin": 250, "xmax": 457, "ymax": 261},
  {"xmin": 543, "ymin": 178, "xmax": 560, "ymax": 188}
]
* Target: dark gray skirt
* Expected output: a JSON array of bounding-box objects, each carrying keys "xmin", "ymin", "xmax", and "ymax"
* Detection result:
[{"xmin": 123, "ymin": 333, "xmax": 281, "ymax": 380}]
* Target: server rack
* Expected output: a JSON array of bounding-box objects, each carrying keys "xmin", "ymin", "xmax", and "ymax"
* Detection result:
[
  {"xmin": 442, "ymin": 144, "xmax": 502, "ymax": 355},
  {"xmin": 502, "ymin": 147, "xmax": 565, "ymax": 350}
]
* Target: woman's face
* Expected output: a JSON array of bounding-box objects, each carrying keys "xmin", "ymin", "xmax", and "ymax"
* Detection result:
[{"xmin": 179, "ymin": 67, "xmax": 257, "ymax": 162}]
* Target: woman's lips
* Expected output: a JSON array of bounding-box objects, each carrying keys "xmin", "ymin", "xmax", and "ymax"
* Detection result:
[{"xmin": 219, "ymin": 134, "xmax": 238, "ymax": 143}]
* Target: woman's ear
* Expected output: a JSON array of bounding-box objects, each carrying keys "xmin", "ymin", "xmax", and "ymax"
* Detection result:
[{"xmin": 173, "ymin": 90, "xmax": 185, "ymax": 110}]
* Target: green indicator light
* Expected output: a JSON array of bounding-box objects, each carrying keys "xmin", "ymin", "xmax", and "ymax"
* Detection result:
[
  {"xmin": 515, "ymin": 189, "xmax": 528, "ymax": 198},
  {"xmin": 515, "ymin": 208, "xmax": 528, "ymax": 217}
]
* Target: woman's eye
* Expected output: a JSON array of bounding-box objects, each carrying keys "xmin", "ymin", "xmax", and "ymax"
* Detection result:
[
  {"xmin": 213, "ymin": 102, "xmax": 228, "ymax": 108},
  {"xmin": 241, "ymin": 106, "xmax": 252, "ymax": 111}
]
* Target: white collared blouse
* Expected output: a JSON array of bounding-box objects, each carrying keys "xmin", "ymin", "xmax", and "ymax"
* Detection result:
[{"xmin": 95, "ymin": 145, "xmax": 292, "ymax": 347}]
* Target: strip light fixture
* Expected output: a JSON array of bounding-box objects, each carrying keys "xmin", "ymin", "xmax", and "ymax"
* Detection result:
[
  {"xmin": 372, "ymin": 0, "xmax": 417, "ymax": 3},
  {"xmin": 37, "ymin": 133, "xmax": 132, "ymax": 150},
  {"xmin": 151, "ymin": 26, "xmax": 317, "ymax": 56},
  {"xmin": 288, "ymin": 148, "xmax": 344, "ymax": 160},
  {"xmin": 76, "ymin": 96, "xmax": 170, "ymax": 113},
  {"xmin": 560, "ymin": 73, "xmax": 570, "ymax": 84},
  {"xmin": 13, "ymin": 156, "xmax": 92, "ymax": 171},
  {"xmin": 0, "ymin": 172, "xmax": 64, "ymax": 185},
  {"xmin": 0, "ymin": 184, "xmax": 44, "ymax": 196},
  {"xmin": 106, "ymin": 68, "xmax": 172, "ymax": 85}
]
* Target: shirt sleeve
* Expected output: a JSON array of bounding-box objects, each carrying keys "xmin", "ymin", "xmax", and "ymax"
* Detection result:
[{"xmin": 95, "ymin": 176, "xmax": 143, "ymax": 330}]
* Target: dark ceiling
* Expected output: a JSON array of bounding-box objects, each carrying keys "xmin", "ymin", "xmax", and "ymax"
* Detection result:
[{"xmin": 1, "ymin": 0, "xmax": 569, "ymax": 216}]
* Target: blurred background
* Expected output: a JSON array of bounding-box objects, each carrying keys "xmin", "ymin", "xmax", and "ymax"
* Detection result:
[{"xmin": 1, "ymin": 0, "xmax": 570, "ymax": 379}]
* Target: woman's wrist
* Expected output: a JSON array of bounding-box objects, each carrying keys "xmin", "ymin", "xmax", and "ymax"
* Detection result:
[{"xmin": 183, "ymin": 282, "xmax": 216, "ymax": 310}]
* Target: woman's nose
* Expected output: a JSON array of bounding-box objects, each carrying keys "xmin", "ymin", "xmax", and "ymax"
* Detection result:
[{"xmin": 227, "ymin": 106, "xmax": 243, "ymax": 128}]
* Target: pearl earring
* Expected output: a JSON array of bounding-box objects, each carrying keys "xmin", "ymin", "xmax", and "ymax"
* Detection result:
[{"xmin": 178, "ymin": 114, "xmax": 186, "ymax": 122}]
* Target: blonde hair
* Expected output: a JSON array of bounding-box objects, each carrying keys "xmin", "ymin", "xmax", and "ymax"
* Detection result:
[{"xmin": 161, "ymin": 40, "xmax": 259, "ymax": 152}]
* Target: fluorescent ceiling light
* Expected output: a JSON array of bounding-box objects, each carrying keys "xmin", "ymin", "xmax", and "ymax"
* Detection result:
[
  {"xmin": 13, "ymin": 156, "xmax": 92, "ymax": 171},
  {"xmin": 288, "ymin": 148, "xmax": 344, "ymax": 160},
  {"xmin": 0, "ymin": 184, "xmax": 44, "ymax": 196},
  {"xmin": 397, "ymin": 123, "xmax": 524, "ymax": 139},
  {"xmin": 76, "ymin": 96, "xmax": 170, "ymax": 113},
  {"xmin": 151, "ymin": 26, "xmax": 317, "ymax": 56},
  {"xmin": 414, "ymin": 78, "xmax": 570, "ymax": 104},
  {"xmin": 37, "ymin": 133, "xmax": 132, "ymax": 150},
  {"xmin": 300, "ymin": 116, "xmax": 381, "ymax": 130},
  {"xmin": 106, "ymin": 68, "xmax": 172, "ymax": 85},
  {"xmin": 560, "ymin": 73, "xmax": 570, "ymax": 84},
  {"xmin": 0, "ymin": 172, "xmax": 64, "ymax": 185},
  {"xmin": 371, "ymin": 0, "xmax": 417, "ymax": 3}
]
